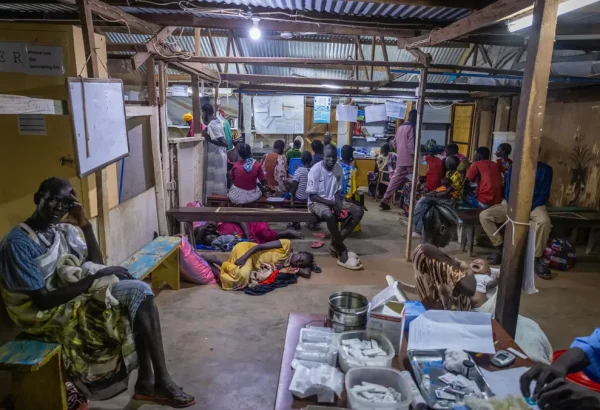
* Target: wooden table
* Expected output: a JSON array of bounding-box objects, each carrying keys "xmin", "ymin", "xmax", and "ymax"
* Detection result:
[{"xmin": 275, "ymin": 312, "xmax": 534, "ymax": 410}]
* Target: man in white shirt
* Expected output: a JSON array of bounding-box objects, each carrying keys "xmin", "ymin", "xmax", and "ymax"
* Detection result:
[{"xmin": 307, "ymin": 145, "xmax": 364, "ymax": 264}]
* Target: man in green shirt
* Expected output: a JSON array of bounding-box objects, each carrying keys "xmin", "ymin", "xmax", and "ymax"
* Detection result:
[{"xmin": 286, "ymin": 139, "xmax": 302, "ymax": 164}]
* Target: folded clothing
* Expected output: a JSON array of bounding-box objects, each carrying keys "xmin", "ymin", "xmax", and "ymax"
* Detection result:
[{"xmin": 244, "ymin": 272, "xmax": 298, "ymax": 295}]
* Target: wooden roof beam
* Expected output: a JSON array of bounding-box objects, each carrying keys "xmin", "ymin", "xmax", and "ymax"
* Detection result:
[
  {"xmin": 133, "ymin": 13, "xmax": 424, "ymax": 38},
  {"xmin": 400, "ymin": 0, "xmax": 534, "ymax": 47},
  {"xmin": 57, "ymin": 0, "xmax": 161, "ymax": 34}
]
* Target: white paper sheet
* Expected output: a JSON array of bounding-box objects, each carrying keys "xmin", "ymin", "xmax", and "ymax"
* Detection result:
[
  {"xmin": 481, "ymin": 367, "xmax": 539, "ymax": 409},
  {"xmin": 275, "ymin": 121, "xmax": 287, "ymax": 133},
  {"xmin": 294, "ymin": 121, "xmax": 304, "ymax": 134},
  {"xmin": 365, "ymin": 104, "xmax": 387, "ymax": 123},
  {"xmin": 385, "ymin": 100, "xmax": 407, "ymax": 119},
  {"xmin": 366, "ymin": 136, "xmax": 376, "ymax": 142},
  {"xmin": 261, "ymin": 116, "xmax": 274, "ymax": 128},
  {"xmin": 407, "ymin": 310, "xmax": 496, "ymax": 354},
  {"xmin": 337, "ymin": 105, "xmax": 358, "ymax": 122},
  {"xmin": 269, "ymin": 97, "xmax": 283, "ymax": 117},
  {"xmin": 254, "ymin": 103, "xmax": 268, "ymax": 113}
]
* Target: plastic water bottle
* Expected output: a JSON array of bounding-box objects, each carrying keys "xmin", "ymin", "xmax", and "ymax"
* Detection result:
[
  {"xmin": 369, "ymin": 148, "xmax": 375, "ymax": 158},
  {"xmin": 400, "ymin": 371, "xmax": 428, "ymax": 409}
]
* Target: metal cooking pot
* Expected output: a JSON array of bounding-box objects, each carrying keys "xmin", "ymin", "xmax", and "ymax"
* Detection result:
[{"xmin": 328, "ymin": 292, "xmax": 369, "ymax": 331}]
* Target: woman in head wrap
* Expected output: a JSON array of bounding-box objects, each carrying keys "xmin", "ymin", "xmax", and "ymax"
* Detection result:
[
  {"xmin": 183, "ymin": 112, "xmax": 194, "ymax": 137},
  {"xmin": 411, "ymin": 197, "xmax": 476, "ymax": 311}
]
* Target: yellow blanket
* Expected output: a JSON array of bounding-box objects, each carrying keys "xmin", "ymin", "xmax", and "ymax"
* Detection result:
[{"xmin": 220, "ymin": 239, "xmax": 292, "ymax": 290}]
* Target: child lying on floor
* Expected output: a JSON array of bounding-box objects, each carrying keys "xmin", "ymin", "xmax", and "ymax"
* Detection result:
[{"xmin": 468, "ymin": 258, "xmax": 499, "ymax": 308}]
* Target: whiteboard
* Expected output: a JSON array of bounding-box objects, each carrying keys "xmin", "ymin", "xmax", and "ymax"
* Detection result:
[
  {"xmin": 67, "ymin": 78, "xmax": 129, "ymax": 177},
  {"xmin": 253, "ymin": 95, "xmax": 304, "ymax": 135}
]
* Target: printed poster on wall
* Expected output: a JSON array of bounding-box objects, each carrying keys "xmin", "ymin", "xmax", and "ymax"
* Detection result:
[
  {"xmin": 314, "ymin": 96, "xmax": 331, "ymax": 124},
  {"xmin": 0, "ymin": 42, "xmax": 64, "ymax": 76}
]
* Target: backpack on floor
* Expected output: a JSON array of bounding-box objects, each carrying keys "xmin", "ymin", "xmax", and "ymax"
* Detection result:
[{"xmin": 543, "ymin": 238, "xmax": 576, "ymax": 271}]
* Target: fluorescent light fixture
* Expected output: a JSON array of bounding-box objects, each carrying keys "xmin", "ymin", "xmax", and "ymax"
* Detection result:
[
  {"xmin": 321, "ymin": 84, "xmax": 342, "ymax": 89},
  {"xmin": 508, "ymin": 0, "xmax": 600, "ymax": 32},
  {"xmin": 249, "ymin": 17, "xmax": 261, "ymax": 40}
]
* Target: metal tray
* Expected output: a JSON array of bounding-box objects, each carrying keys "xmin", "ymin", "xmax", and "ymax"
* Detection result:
[{"xmin": 407, "ymin": 349, "xmax": 495, "ymax": 409}]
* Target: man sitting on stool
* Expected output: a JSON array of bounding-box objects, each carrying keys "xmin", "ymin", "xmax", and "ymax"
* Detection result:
[
  {"xmin": 479, "ymin": 159, "xmax": 553, "ymax": 279},
  {"xmin": 307, "ymin": 144, "xmax": 364, "ymax": 269}
]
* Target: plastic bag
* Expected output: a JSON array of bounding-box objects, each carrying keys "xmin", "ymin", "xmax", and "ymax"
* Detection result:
[
  {"xmin": 289, "ymin": 362, "xmax": 344, "ymax": 403},
  {"xmin": 179, "ymin": 236, "xmax": 217, "ymax": 285}
]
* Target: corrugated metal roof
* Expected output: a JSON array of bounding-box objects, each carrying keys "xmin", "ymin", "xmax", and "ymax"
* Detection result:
[
  {"xmin": 0, "ymin": 3, "xmax": 74, "ymax": 13},
  {"xmin": 107, "ymin": 31, "xmax": 467, "ymax": 80},
  {"xmin": 119, "ymin": 3, "xmax": 471, "ymax": 21}
]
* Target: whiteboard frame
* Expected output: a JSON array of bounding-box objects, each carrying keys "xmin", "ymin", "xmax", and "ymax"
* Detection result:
[{"xmin": 66, "ymin": 77, "xmax": 130, "ymax": 177}]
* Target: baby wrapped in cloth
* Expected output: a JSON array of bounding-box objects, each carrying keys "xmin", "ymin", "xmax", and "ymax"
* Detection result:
[{"xmin": 46, "ymin": 254, "xmax": 120, "ymax": 309}]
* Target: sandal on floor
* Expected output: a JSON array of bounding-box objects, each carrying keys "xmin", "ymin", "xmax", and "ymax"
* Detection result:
[
  {"xmin": 337, "ymin": 259, "xmax": 364, "ymax": 271},
  {"xmin": 337, "ymin": 254, "xmax": 363, "ymax": 271},
  {"xmin": 312, "ymin": 263, "xmax": 322, "ymax": 273},
  {"xmin": 535, "ymin": 271, "xmax": 552, "ymax": 280},
  {"xmin": 313, "ymin": 232, "xmax": 330, "ymax": 239},
  {"xmin": 133, "ymin": 390, "xmax": 196, "ymax": 409},
  {"xmin": 311, "ymin": 241, "xmax": 325, "ymax": 249}
]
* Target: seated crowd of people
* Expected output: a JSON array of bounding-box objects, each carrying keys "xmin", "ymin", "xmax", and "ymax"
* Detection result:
[{"xmin": 369, "ymin": 110, "xmax": 554, "ymax": 279}]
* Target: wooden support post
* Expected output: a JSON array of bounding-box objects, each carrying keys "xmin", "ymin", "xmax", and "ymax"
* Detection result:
[
  {"xmin": 355, "ymin": 36, "xmax": 370, "ymax": 81},
  {"xmin": 147, "ymin": 57, "xmax": 157, "ymax": 105},
  {"xmin": 405, "ymin": 67, "xmax": 428, "ymax": 262},
  {"xmin": 224, "ymin": 36, "xmax": 231, "ymax": 74},
  {"xmin": 206, "ymin": 29, "xmax": 222, "ymax": 72},
  {"xmin": 370, "ymin": 37, "xmax": 376, "ymax": 81},
  {"xmin": 194, "ymin": 28, "xmax": 201, "ymax": 57},
  {"xmin": 496, "ymin": 0, "xmax": 558, "ymax": 337},
  {"xmin": 191, "ymin": 74, "xmax": 206, "ymax": 201},
  {"xmin": 149, "ymin": 106, "xmax": 169, "ymax": 235},
  {"xmin": 228, "ymin": 30, "xmax": 242, "ymax": 74},
  {"xmin": 380, "ymin": 36, "xmax": 393, "ymax": 81},
  {"xmin": 77, "ymin": 0, "xmax": 109, "ymax": 261},
  {"xmin": 158, "ymin": 60, "xmax": 171, "ymax": 212},
  {"xmin": 191, "ymin": 74, "xmax": 202, "ymax": 135}
]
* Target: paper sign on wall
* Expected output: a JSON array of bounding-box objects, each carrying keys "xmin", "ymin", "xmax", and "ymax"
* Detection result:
[
  {"xmin": 385, "ymin": 100, "xmax": 407, "ymax": 119},
  {"xmin": 336, "ymin": 105, "xmax": 358, "ymax": 122},
  {"xmin": 0, "ymin": 42, "xmax": 64, "ymax": 76},
  {"xmin": 314, "ymin": 96, "xmax": 331, "ymax": 124},
  {"xmin": 365, "ymin": 104, "xmax": 387, "ymax": 123}
]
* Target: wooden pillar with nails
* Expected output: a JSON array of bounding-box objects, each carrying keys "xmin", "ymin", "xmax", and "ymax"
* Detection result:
[{"xmin": 496, "ymin": 0, "xmax": 559, "ymax": 337}]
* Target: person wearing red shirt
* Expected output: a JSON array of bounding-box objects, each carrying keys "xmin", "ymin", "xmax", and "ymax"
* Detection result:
[
  {"xmin": 227, "ymin": 143, "xmax": 267, "ymax": 204},
  {"xmin": 424, "ymin": 152, "xmax": 445, "ymax": 192},
  {"xmin": 465, "ymin": 147, "xmax": 503, "ymax": 208}
]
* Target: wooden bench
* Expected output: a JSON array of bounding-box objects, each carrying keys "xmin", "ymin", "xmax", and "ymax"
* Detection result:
[
  {"xmin": 121, "ymin": 235, "xmax": 181, "ymax": 291},
  {"xmin": 0, "ymin": 340, "xmax": 66, "ymax": 410},
  {"xmin": 206, "ymin": 194, "xmax": 307, "ymax": 208},
  {"xmin": 168, "ymin": 206, "xmax": 319, "ymax": 248},
  {"xmin": 457, "ymin": 207, "xmax": 600, "ymax": 257},
  {"xmin": 0, "ymin": 236, "xmax": 182, "ymax": 410}
]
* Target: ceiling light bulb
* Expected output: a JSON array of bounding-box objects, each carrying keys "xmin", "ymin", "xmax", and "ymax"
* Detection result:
[{"xmin": 249, "ymin": 18, "xmax": 261, "ymax": 40}]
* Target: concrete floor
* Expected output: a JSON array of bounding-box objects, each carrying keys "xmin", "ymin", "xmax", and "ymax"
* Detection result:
[{"xmin": 84, "ymin": 199, "xmax": 600, "ymax": 409}]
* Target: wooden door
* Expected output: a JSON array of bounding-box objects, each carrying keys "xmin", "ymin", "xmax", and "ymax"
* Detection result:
[{"xmin": 450, "ymin": 103, "xmax": 476, "ymax": 157}]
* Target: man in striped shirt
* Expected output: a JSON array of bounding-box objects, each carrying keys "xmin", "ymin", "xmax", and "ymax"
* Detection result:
[{"xmin": 291, "ymin": 151, "xmax": 312, "ymax": 205}]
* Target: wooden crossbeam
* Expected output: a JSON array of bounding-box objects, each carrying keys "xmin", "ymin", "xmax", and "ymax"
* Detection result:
[
  {"xmin": 58, "ymin": 0, "xmax": 160, "ymax": 34},
  {"xmin": 400, "ymin": 0, "xmax": 534, "ymax": 47},
  {"xmin": 133, "ymin": 13, "xmax": 422, "ymax": 38}
]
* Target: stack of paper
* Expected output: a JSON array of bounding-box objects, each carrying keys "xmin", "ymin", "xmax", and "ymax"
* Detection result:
[{"xmin": 407, "ymin": 310, "xmax": 495, "ymax": 354}]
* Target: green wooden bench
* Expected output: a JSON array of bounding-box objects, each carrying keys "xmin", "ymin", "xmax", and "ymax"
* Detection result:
[{"xmin": 0, "ymin": 236, "xmax": 181, "ymax": 410}]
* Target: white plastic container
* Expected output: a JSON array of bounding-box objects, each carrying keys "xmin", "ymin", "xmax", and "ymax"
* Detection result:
[
  {"xmin": 337, "ymin": 330, "xmax": 394, "ymax": 373},
  {"xmin": 346, "ymin": 367, "xmax": 412, "ymax": 410}
]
